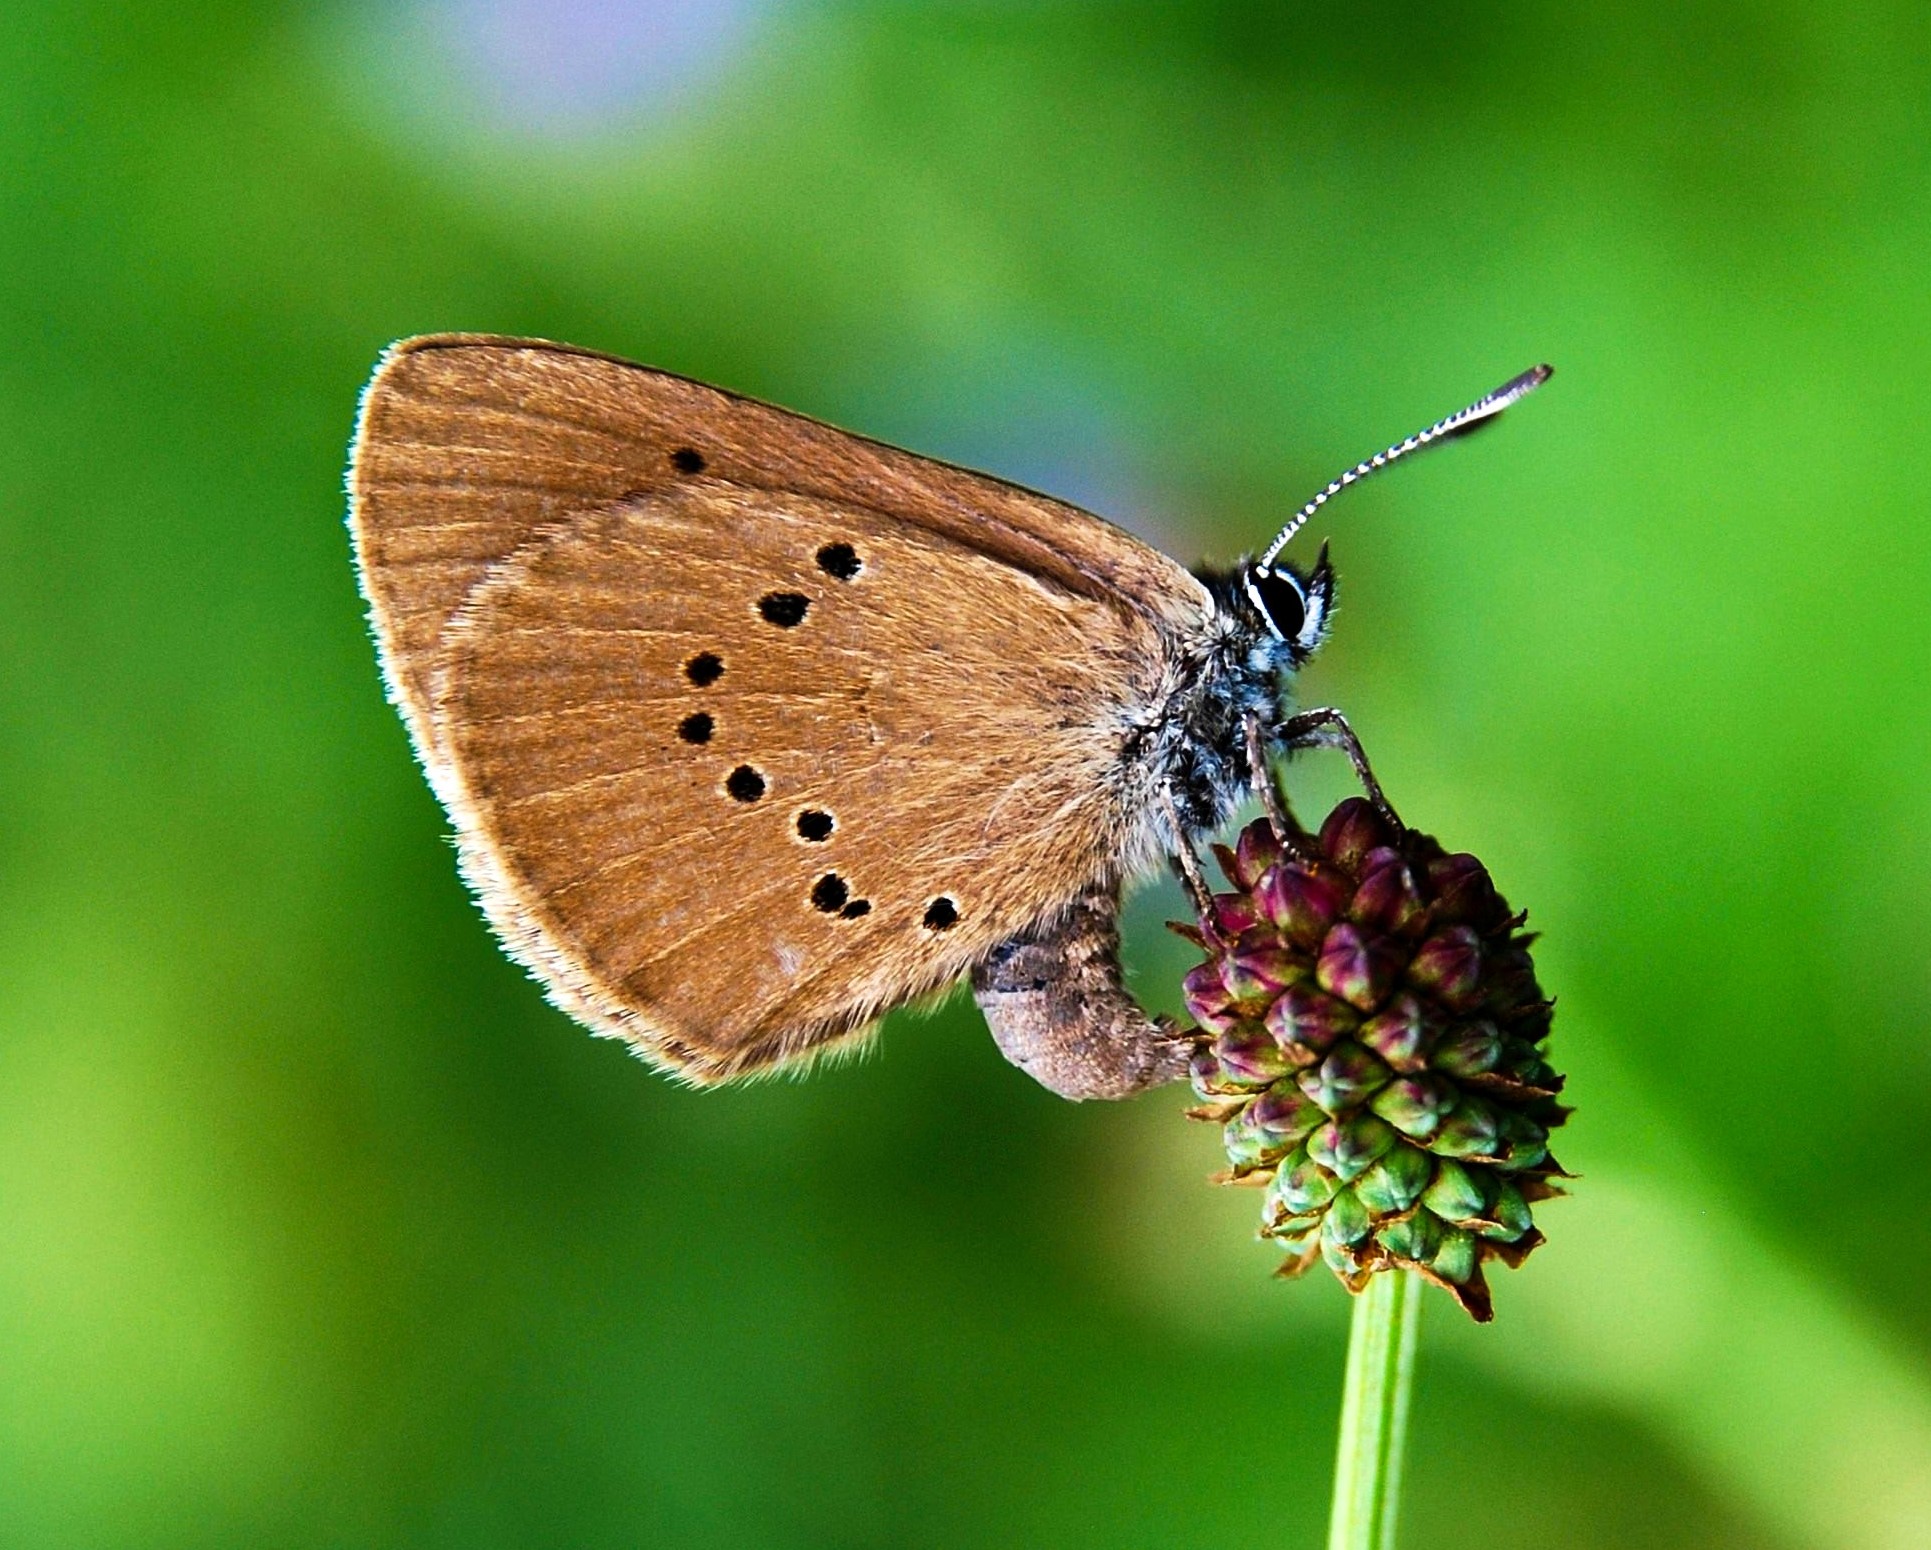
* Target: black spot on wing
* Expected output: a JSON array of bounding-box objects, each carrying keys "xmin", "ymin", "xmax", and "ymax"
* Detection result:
[
  {"xmin": 816, "ymin": 542, "xmax": 861, "ymax": 581},
  {"xmin": 759, "ymin": 592, "xmax": 809, "ymax": 627}
]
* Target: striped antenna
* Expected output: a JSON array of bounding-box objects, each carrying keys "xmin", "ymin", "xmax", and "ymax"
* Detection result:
[{"xmin": 1253, "ymin": 364, "xmax": 1553, "ymax": 573}]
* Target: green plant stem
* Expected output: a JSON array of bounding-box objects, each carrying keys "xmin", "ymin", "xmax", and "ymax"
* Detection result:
[{"xmin": 1326, "ymin": 1270, "xmax": 1423, "ymax": 1550}]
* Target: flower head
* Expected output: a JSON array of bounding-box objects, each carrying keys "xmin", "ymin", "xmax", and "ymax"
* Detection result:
[{"xmin": 1181, "ymin": 799, "xmax": 1567, "ymax": 1321}]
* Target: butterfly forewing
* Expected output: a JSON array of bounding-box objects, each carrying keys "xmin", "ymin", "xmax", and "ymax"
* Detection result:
[{"xmin": 349, "ymin": 336, "xmax": 1213, "ymax": 1080}]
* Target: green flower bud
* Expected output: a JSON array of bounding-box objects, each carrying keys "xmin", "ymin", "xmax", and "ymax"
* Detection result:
[
  {"xmin": 1352, "ymin": 1141, "xmax": 1435, "ymax": 1216},
  {"xmin": 1428, "ymin": 1226, "xmax": 1480, "ymax": 1286},
  {"xmin": 1322, "ymin": 1185, "xmax": 1373, "ymax": 1249},
  {"xmin": 1420, "ymin": 1157, "xmax": 1488, "ymax": 1221},
  {"xmin": 1376, "ymin": 1208, "xmax": 1445, "ymax": 1264},
  {"xmin": 1429, "ymin": 1096, "xmax": 1502, "ymax": 1159},
  {"xmin": 1476, "ymin": 1180, "xmax": 1533, "ymax": 1243}
]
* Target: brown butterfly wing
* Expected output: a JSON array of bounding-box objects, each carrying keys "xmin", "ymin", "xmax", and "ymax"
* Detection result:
[{"xmin": 349, "ymin": 336, "xmax": 1213, "ymax": 1080}]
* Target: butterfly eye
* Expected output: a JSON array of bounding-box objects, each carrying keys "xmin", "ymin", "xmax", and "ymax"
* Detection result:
[{"xmin": 1246, "ymin": 566, "xmax": 1307, "ymax": 641}]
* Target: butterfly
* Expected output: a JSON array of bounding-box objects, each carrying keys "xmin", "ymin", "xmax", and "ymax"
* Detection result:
[{"xmin": 348, "ymin": 336, "xmax": 1547, "ymax": 1098}]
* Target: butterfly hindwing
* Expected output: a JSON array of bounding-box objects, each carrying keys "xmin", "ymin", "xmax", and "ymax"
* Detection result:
[{"xmin": 435, "ymin": 484, "xmax": 1159, "ymax": 1075}]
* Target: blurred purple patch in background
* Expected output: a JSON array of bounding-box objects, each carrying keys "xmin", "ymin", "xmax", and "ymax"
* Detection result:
[{"xmin": 410, "ymin": 0, "xmax": 775, "ymax": 135}]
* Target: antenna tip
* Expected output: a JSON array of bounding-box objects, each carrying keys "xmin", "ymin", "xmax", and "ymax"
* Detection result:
[{"xmin": 1498, "ymin": 363, "xmax": 1554, "ymax": 399}]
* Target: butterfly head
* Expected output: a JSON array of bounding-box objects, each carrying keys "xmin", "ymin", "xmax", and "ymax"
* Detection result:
[{"xmin": 1239, "ymin": 543, "xmax": 1335, "ymax": 666}]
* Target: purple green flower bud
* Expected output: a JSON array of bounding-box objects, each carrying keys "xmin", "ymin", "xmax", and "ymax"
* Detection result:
[
  {"xmin": 1257, "ymin": 864, "xmax": 1350, "ymax": 950},
  {"xmin": 1249, "ymin": 1086, "xmax": 1327, "ymax": 1147},
  {"xmin": 1297, "ymin": 1041, "xmax": 1394, "ymax": 1115},
  {"xmin": 1182, "ymin": 962, "xmax": 1242, "ymax": 1033},
  {"xmin": 1350, "ymin": 856, "xmax": 1428, "ymax": 938},
  {"xmin": 1357, "ymin": 993, "xmax": 1436, "ymax": 1073},
  {"xmin": 1266, "ymin": 984, "xmax": 1358, "ymax": 1061},
  {"xmin": 1317, "ymin": 922, "xmax": 1402, "ymax": 1012},
  {"xmin": 1369, "ymin": 1075, "xmax": 1458, "ymax": 1139},
  {"xmin": 1322, "ymin": 1185, "xmax": 1373, "ymax": 1248},
  {"xmin": 1432, "ymin": 1019, "xmax": 1504, "ymax": 1078},
  {"xmin": 1407, "ymin": 926, "xmax": 1484, "ymax": 1010},
  {"xmin": 1207, "ymin": 1024, "xmax": 1292, "ymax": 1089},
  {"xmin": 1221, "ymin": 1102, "xmax": 1289, "ymax": 1170},
  {"xmin": 1429, "ymin": 1096, "xmax": 1502, "ymax": 1159},
  {"xmin": 1272, "ymin": 1148, "xmax": 1341, "ymax": 1215},
  {"xmin": 1220, "ymin": 933, "xmax": 1305, "ymax": 1001},
  {"xmin": 1307, "ymin": 1111, "xmax": 1399, "ymax": 1182},
  {"xmin": 1227, "ymin": 1026, "xmax": 1299, "ymax": 1086},
  {"xmin": 1426, "ymin": 852, "xmax": 1504, "ymax": 929},
  {"xmin": 1188, "ymin": 1043, "xmax": 1258, "ymax": 1100},
  {"xmin": 1209, "ymin": 892, "xmax": 1265, "ymax": 937},
  {"xmin": 1232, "ymin": 820, "xmax": 1286, "ymax": 891},
  {"xmin": 1319, "ymin": 798, "xmax": 1395, "ymax": 873}
]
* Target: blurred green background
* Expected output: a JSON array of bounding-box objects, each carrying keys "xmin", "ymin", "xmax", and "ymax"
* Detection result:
[{"xmin": 4, "ymin": 2, "xmax": 1928, "ymax": 1546}]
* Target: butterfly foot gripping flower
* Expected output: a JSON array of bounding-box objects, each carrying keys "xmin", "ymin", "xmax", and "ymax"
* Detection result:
[{"xmin": 1178, "ymin": 798, "xmax": 1568, "ymax": 1322}]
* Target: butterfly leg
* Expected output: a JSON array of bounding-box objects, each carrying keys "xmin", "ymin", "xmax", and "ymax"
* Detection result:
[
  {"xmin": 1243, "ymin": 710, "xmax": 1319, "ymax": 859},
  {"xmin": 1278, "ymin": 706, "xmax": 1403, "ymax": 830},
  {"xmin": 1156, "ymin": 782, "xmax": 1216, "ymax": 918},
  {"xmin": 971, "ymin": 880, "xmax": 1191, "ymax": 1100}
]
